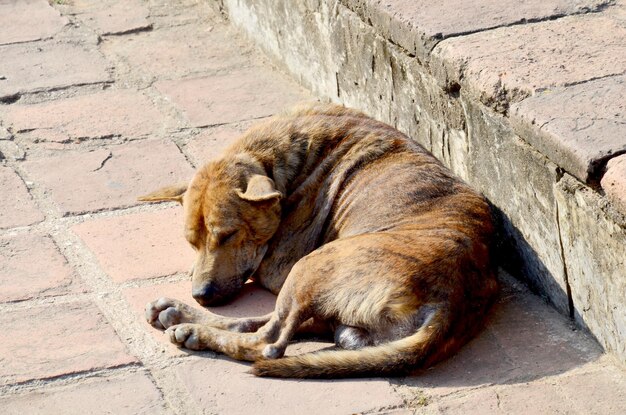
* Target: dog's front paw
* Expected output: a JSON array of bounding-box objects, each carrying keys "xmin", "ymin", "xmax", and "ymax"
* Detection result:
[
  {"xmin": 145, "ymin": 297, "xmax": 202, "ymax": 330},
  {"xmin": 165, "ymin": 323, "xmax": 207, "ymax": 350}
]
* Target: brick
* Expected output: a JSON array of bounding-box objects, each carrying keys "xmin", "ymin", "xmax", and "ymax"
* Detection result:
[
  {"xmin": 0, "ymin": 0, "xmax": 68, "ymax": 46},
  {"xmin": 2, "ymin": 89, "xmax": 170, "ymax": 143},
  {"xmin": 123, "ymin": 280, "xmax": 276, "ymax": 354},
  {"xmin": 102, "ymin": 23, "xmax": 251, "ymax": 81},
  {"xmin": 71, "ymin": 0, "xmax": 151, "ymax": 36},
  {"xmin": 0, "ymin": 301, "xmax": 136, "ymax": 385},
  {"xmin": 155, "ymin": 67, "xmax": 309, "ymax": 127},
  {"xmin": 433, "ymin": 13, "xmax": 626, "ymax": 111},
  {"xmin": 343, "ymin": 0, "xmax": 610, "ymax": 60},
  {"xmin": 0, "ymin": 41, "xmax": 111, "ymax": 100},
  {"xmin": 511, "ymin": 75, "xmax": 626, "ymax": 183},
  {"xmin": 177, "ymin": 356, "xmax": 404, "ymax": 415},
  {"xmin": 0, "ymin": 372, "xmax": 166, "ymax": 415},
  {"xmin": 0, "ymin": 167, "xmax": 44, "ymax": 229},
  {"xmin": 21, "ymin": 139, "xmax": 194, "ymax": 215},
  {"xmin": 184, "ymin": 123, "xmax": 253, "ymax": 166},
  {"xmin": 0, "ymin": 232, "xmax": 84, "ymax": 302},
  {"xmin": 601, "ymin": 154, "xmax": 626, "ymax": 215},
  {"xmin": 72, "ymin": 208, "xmax": 194, "ymax": 283}
]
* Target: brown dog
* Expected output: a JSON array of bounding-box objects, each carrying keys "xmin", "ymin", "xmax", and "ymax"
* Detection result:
[{"xmin": 140, "ymin": 103, "xmax": 497, "ymax": 378}]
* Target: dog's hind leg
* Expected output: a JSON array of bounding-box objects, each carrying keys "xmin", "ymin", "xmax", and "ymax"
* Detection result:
[{"xmin": 146, "ymin": 297, "xmax": 272, "ymax": 332}]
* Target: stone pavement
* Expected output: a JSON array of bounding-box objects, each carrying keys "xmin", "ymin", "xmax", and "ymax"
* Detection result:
[{"xmin": 0, "ymin": 1, "xmax": 624, "ymax": 414}]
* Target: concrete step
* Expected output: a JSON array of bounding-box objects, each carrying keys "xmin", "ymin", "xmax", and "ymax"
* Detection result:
[{"xmin": 213, "ymin": 0, "xmax": 626, "ymax": 363}]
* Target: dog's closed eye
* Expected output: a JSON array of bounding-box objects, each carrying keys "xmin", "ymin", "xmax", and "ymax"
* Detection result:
[{"xmin": 216, "ymin": 230, "xmax": 239, "ymax": 246}]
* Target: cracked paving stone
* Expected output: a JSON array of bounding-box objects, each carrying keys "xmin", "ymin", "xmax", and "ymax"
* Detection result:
[
  {"xmin": 0, "ymin": 41, "xmax": 111, "ymax": 101},
  {"xmin": 21, "ymin": 139, "xmax": 194, "ymax": 215},
  {"xmin": 1, "ymin": 89, "xmax": 171, "ymax": 143}
]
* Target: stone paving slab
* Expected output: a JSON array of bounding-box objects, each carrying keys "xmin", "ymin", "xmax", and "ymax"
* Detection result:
[
  {"xmin": 345, "ymin": 0, "xmax": 610, "ymax": 60},
  {"xmin": 155, "ymin": 67, "xmax": 309, "ymax": 127},
  {"xmin": 101, "ymin": 23, "xmax": 253, "ymax": 82},
  {"xmin": 0, "ymin": 371, "xmax": 167, "ymax": 415},
  {"xmin": 21, "ymin": 139, "xmax": 194, "ymax": 215},
  {"xmin": 0, "ymin": 166, "xmax": 44, "ymax": 228},
  {"xmin": 69, "ymin": 0, "xmax": 152, "ymax": 36},
  {"xmin": 2, "ymin": 89, "xmax": 170, "ymax": 143},
  {"xmin": 72, "ymin": 208, "xmax": 194, "ymax": 282},
  {"xmin": 0, "ymin": 41, "xmax": 111, "ymax": 101},
  {"xmin": 0, "ymin": 232, "xmax": 84, "ymax": 302},
  {"xmin": 601, "ymin": 154, "xmax": 626, "ymax": 214},
  {"xmin": 0, "ymin": 301, "xmax": 137, "ymax": 385},
  {"xmin": 431, "ymin": 13, "xmax": 626, "ymax": 112},
  {"xmin": 184, "ymin": 122, "xmax": 254, "ymax": 166},
  {"xmin": 176, "ymin": 356, "xmax": 404, "ymax": 415},
  {"xmin": 0, "ymin": 0, "xmax": 68, "ymax": 46},
  {"xmin": 421, "ymin": 359, "xmax": 626, "ymax": 415},
  {"xmin": 510, "ymin": 74, "xmax": 626, "ymax": 183}
]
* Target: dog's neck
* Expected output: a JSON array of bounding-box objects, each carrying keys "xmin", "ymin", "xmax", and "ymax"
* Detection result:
[{"xmin": 233, "ymin": 115, "xmax": 370, "ymax": 200}]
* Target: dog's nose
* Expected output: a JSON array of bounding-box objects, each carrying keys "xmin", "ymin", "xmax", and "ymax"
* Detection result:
[{"xmin": 192, "ymin": 282, "xmax": 217, "ymax": 306}]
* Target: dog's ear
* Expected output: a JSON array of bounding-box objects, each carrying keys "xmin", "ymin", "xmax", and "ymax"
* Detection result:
[
  {"xmin": 236, "ymin": 175, "xmax": 282, "ymax": 203},
  {"xmin": 137, "ymin": 183, "xmax": 188, "ymax": 204}
]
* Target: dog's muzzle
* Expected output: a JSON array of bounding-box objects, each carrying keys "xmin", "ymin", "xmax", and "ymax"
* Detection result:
[{"xmin": 192, "ymin": 282, "xmax": 218, "ymax": 306}]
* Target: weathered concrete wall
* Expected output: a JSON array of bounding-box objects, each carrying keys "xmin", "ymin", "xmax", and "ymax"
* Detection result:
[{"xmin": 213, "ymin": 0, "xmax": 626, "ymax": 362}]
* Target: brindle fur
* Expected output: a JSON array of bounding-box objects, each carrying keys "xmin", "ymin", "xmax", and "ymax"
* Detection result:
[{"xmin": 140, "ymin": 103, "xmax": 498, "ymax": 378}]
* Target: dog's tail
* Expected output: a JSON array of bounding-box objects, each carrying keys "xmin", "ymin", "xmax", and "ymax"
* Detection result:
[{"xmin": 251, "ymin": 307, "xmax": 473, "ymax": 378}]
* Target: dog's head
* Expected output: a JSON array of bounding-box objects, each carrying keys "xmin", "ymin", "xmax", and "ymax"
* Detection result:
[{"xmin": 139, "ymin": 159, "xmax": 282, "ymax": 306}]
